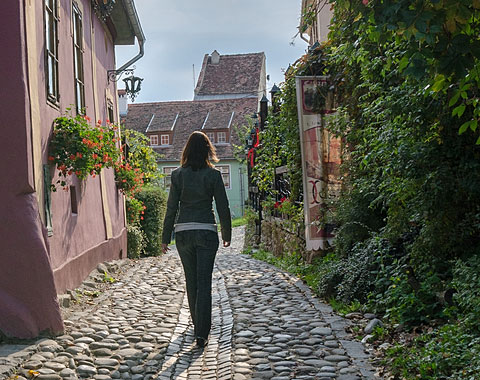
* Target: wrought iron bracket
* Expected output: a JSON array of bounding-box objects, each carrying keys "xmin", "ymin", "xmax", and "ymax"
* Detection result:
[
  {"xmin": 92, "ymin": 0, "xmax": 116, "ymax": 22},
  {"xmin": 107, "ymin": 68, "xmax": 134, "ymax": 83}
]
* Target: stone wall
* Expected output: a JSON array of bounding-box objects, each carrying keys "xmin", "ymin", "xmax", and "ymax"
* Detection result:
[{"xmin": 260, "ymin": 217, "xmax": 306, "ymax": 258}]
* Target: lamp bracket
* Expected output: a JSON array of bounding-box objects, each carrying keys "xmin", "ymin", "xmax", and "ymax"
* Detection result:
[
  {"xmin": 107, "ymin": 68, "xmax": 135, "ymax": 83},
  {"xmin": 92, "ymin": 0, "xmax": 116, "ymax": 22}
]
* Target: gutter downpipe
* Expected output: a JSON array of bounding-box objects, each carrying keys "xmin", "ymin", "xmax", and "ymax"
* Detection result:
[
  {"xmin": 299, "ymin": 0, "xmax": 311, "ymax": 44},
  {"xmin": 114, "ymin": 0, "xmax": 146, "ymax": 76}
]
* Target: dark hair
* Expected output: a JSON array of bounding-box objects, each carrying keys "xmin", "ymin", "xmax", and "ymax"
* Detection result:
[{"xmin": 180, "ymin": 131, "xmax": 218, "ymax": 170}]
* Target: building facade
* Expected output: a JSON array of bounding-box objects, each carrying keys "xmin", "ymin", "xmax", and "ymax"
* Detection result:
[{"xmin": 0, "ymin": 0, "xmax": 144, "ymax": 338}]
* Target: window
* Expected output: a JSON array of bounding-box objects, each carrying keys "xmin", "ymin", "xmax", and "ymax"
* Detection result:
[
  {"xmin": 149, "ymin": 135, "xmax": 158, "ymax": 146},
  {"xmin": 107, "ymin": 102, "xmax": 114, "ymax": 124},
  {"xmin": 72, "ymin": 3, "xmax": 85, "ymax": 114},
  {"xmin": 217, "ymin": 131, "xmax": 227, "ymax": 143},
  {"xmin": 45, "ymin": 0, "xmax": 60, "ymax": 103},
  {"xmin": 161, "ymin": 134, "xmax": 170, "ymax": 145},
  {"xmin": 43, "ymin": 165, "xmax": 53, "ymax": 236},
  {"xmin": 70, "ymin": 186, "xmax": 78, "ymax": 214},
  {"xmin": 206, "ymin": 132, "xmax": 215, "ymax": 143},
  {"xmin": 215, "ymin": 165, "xmax": 231, "ymax": 189},
  {"xmin": 163, "ymin": 166, "xmax": 178, "ymax": 188}
]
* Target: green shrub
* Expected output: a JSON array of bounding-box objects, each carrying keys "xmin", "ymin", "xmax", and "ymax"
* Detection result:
[
  {"xmin": 387, "ymin": 324, "xmax": 480, "ymax": 380},
  {"xmin": 135, "ymin": 185, "xmax": 167, "ymax": 256},
  {"xmin": 317, "ymin": 237, "xmax": 386, "ymax": 304},
  {"xmin": 452, "ymin": 255, "xmax": 480, "ymax": 333},
  {"xmin": 127, "ymin": 224, "xmax": 146, "ymax": 259}
]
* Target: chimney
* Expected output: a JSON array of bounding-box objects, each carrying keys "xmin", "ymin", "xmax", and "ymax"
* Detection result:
[
  {"xmin": 118, "ymin": 89, "xmax": 128, "ymax": 117},
  {"xmin": 211, "ymin": 50, "xmax": 220, "ymax": 64}
]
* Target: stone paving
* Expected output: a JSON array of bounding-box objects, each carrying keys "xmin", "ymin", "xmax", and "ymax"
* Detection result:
[{"xmin": 0, "ymin": 226, "xmax": 377, "ymax": 380}]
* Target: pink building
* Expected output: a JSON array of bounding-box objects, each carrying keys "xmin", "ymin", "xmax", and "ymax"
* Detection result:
[{"xmin": 0, "ymin": 0, "xmax": 145, "ymax": 338}]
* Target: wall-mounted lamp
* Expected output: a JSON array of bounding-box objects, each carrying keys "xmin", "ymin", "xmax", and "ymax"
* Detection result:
[
  {"xmin": 92, "ymin": 0, "xmax": 116, "ymax": 22},
  {"xmin": 123, "ymin": 75, "xmax": 143, "ymax": 102}
]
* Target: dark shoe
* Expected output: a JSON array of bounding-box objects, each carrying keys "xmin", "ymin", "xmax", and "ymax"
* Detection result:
[{"xmin": 196, "ymin": 337, "xmax": 208, "ymax": 348}]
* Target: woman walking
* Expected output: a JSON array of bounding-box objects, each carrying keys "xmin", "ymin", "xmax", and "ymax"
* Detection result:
[{"xmin": 161, "ymin": 131, "xmax": 231, "ymax": 348}]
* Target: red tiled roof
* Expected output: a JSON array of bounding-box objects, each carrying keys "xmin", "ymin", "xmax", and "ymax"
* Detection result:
[
  {"xmin": 124, "ymin": 98, "xmax": 258, "ymax": 161},
  {"xmin": 195, "ymin": 52, "xmax": 265, "ymax": 97}
]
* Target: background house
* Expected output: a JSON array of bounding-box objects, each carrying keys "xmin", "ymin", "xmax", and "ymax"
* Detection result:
[
  {"xmin": 194, "ymin": 50, "xmax": 266, "ymax": 101},
  {"xmin": 124, "ymin": 51, "xmax": 266, "ymax": 218},
  {"xmin": 0, "ymin": 0, "xmax": 144, "ymax": 338}
]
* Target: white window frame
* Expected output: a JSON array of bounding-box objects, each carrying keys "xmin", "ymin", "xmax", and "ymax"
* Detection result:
[
  {"xmin": 149, "ymin": 135, "xmax": 159, "ymax": 146},
  {"xmin": 160, "ymin": 134, "xmax": 170, "ymax": 145},
  {"xmin": 217, "ymin": 131, "xmax": 227, "ymax": 143},
  {"xmin": 163, "ymin": 166, "xmax": 178, "ymax": 188},
  {"xmin": 206, "ymin": 132, "xmax": 215, "ymax": 143},
  {"xmin": 215, "ymin": 165, "xmax": 231, "ymax": 189}
]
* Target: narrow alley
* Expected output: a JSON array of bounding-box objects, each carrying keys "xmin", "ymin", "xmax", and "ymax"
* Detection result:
[{"xmin": 1, "ymin": 227, "xmax": 376, "ymax": 380}]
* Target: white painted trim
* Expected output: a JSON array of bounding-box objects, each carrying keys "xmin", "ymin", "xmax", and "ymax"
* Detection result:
[
  {"xmin": 227, "ymin": 111, "xmax": 235, "ymax": 129},
  {"xmin": 145, "ymin": 113, "xmax": 155, "ymax": 132},
  {"xmin": 201, "ymin": 112, "xmax": 210, "ymax": 129},
  {"xmin": 171, "ymin": 113, "xmax": 179, "ymax": 130}
]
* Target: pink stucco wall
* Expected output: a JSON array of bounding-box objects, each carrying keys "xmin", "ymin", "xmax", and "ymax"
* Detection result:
[
  {"xmin": 44, "ymin": 0, "xmax": 127, "ymax": 289},
  {"xmin": 0, "ymin": 0, "xmax": 127, "ymax": 338},
  {"xmin": 0, "ymin": 0, "xmax": 64, "ymax": 339}
]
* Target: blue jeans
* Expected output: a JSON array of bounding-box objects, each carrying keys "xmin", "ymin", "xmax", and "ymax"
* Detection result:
[{"xmin": 175, "ymin": 229, "xmax": 219, "ymax": 340}]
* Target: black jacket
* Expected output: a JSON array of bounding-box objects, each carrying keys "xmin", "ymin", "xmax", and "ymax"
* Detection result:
[{"xmin": 161, "ymin": 166, "xmax": 232, "ymax": 244}]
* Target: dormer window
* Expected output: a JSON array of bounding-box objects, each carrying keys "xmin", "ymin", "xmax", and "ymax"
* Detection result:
[
  {"xmin": 217, "ymin": 131, "xmax": 227, "ymax": 143},
  {"xmin": 149, "ymin": 135, "xmax": 158, "ymax": 146},
  {"xmin": 161, "ymin": 134, "xmax": 170, "ymax": 145},
  {"xmin": 206, "ymin": 132, "xmax": 215, "ymax": 143}
]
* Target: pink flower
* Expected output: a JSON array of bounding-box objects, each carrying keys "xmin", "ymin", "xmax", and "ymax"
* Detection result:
[{"xmin": 362, "ymin": 0, "xmax": 368, "ymax": 4}]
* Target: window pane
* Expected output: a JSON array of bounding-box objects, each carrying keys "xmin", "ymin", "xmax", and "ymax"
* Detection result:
[
  {"xmin": 73, "ymin": 5, "xmax": 85, "ymax": 113},
  {"xmin": 45, "ymin": 0, "xmax": 59, "ymax": 102},
  {"xmin": 48, "ymin": 57, "xmax": 54, "ymax": 95}
]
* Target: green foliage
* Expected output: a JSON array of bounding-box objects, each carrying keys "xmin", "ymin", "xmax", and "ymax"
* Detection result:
[
  {"xmin": 387, "ymin": 324, "xmax": 480, "ymax": 380},
  {"xmin": 117, "ymin": 128, "xmax": 162, "ymax": 198},
  {"xmin": 452, "ymin": 255, "xmax": 480, "ymax": 333},
  {"xmin": 253, "ymin": 69, "xmax": 303, "ymax": 204},
  {"xmin": 232, "ymin": 217, "xmax": 247, "ymax": 228},
  {"xmin": 248, "ymin": 248, "xmax": 319, "ymax": 287},
  {"xmin": 135, "ymin": 186, "xmax": 168, "ymax": 256},
  {"xmin": 126, "ymin": 224, "xmax": 146, "ymax": 259},
  {"xmin": 317, "ymin": 237, "xmax": 383, "ymax": 304},
  {"xmin": 121, "ymin": 128, "xmax": 162, "ymax": 185},
  {"xmin": 126, "ymin": 197, "xmax": 146, "ymax": 225}
]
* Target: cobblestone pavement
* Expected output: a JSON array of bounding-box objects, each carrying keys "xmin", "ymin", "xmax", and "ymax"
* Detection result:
[{"xmin": 1, "ymin": 227, "xmax": 377, "ymax": 380}]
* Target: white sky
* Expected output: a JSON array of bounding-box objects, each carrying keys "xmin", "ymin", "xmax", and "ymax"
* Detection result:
[{"xmin": 115, "ymin": 0, "xmax": 308, "ymax": 103}]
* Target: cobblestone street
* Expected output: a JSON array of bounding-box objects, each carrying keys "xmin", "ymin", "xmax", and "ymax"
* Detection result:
[{"xmin": 1, "ymin": 227, "xmax": 376, "ymax": 380}]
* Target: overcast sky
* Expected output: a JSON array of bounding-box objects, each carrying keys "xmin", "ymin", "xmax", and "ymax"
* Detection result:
[{"xmin": 115, "ymin": 0, "xmax": 308, "ymax": 103}]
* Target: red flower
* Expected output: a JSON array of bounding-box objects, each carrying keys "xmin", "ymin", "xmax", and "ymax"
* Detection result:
[
  {"xmin": 69, "ymin": 154, "xmax": 76, "ymax": 160},
  {"xmin": 362, "ymin": 0, "xmax": 368, "ymax": 4},
  {"xmin": 274, "ymin": 201, "xmax": 281, "ymax": 209},
  {"xmin": 48, "ymin": 156, "xmax": 55, "ymax": 162}
]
